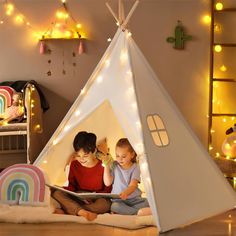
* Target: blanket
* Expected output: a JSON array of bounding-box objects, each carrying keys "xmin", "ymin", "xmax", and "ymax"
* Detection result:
[{"xmin": 0, "ymin": 204, "xmax": 157, "ymax": 229}]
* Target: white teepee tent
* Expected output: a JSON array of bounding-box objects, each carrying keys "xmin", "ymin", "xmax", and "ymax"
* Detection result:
[{"xmin": 34, "ymin": 1, "xmax": 236, "ymax": 232}]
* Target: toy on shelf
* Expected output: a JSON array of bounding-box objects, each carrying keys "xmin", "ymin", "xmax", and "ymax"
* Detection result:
[
  {"xmin": 0, "ymin": 93, "xmax": 24, "ymax": 125},
  {"xmin": 222, "ymin": 124, "xmax": 236, "ymax": 158}
]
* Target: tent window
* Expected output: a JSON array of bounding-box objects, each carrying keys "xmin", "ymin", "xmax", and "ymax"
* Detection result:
[{"xmin": 147, "ymin": 115, "xmax": 169, "ymax": 147}]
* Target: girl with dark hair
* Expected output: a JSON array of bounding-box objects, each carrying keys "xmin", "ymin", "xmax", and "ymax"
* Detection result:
[{"xmin": 52, "ymin": 131, "xmax": 111, "ymax": 221}]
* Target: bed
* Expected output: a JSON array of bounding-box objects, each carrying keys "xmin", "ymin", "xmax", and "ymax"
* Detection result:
[{"xmin": 0, "ymin": 83, "xmax": 44, "ymax": 167}]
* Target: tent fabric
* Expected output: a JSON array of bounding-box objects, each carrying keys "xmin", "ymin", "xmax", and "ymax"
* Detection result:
[{"xmin": 34, "ymin": 28, "xmax": 236, "ymax": 232}]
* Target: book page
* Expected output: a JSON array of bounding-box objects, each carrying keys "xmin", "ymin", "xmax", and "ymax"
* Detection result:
[{"xmin": 46, "ymin": 184, "xmax": 120, "ymax": 199}]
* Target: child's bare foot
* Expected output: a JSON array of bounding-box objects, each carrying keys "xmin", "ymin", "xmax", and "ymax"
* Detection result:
[
  {"xmin": 53, "ymin": 208, "xmax": 65, "ymax": 214},
  {"xmin": 137, "ymin": 207, "xmax": 152, "ymax": 216},
  {"xmin": 77, "ymin": 209, "xmax": 97, "ymax": 221}
]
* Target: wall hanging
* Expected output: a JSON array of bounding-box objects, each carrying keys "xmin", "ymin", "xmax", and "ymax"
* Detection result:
[{"xmin": 166, "ymin": 21, "xmax": 192, "ymax": 49}]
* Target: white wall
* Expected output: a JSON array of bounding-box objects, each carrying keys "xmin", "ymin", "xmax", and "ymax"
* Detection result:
[{"xmin": 0, "ymin": 0, "xmax": 210, "ymax": 151}]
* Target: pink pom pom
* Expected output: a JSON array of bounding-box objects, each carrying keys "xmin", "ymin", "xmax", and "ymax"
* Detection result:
[
  {"xmin": 78, "ymin": 40, "xmax": 84, "ymax": 55},
  {"xmin": 39, "ymin": 41, "xmax": 46, "ymax": 54}
]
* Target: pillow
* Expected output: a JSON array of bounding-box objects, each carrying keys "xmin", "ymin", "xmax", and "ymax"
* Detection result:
[
  {"xmin": 0, "ymin": 86, "xmax": 16, "ymax": 115},
  {"xmin": 0, "ymin": 164, "xmax": 50, "ymax": 207}
]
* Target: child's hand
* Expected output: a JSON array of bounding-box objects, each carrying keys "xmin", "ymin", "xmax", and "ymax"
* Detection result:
[
  {"xmin": 119, "ymin": 191, "xmax": 128, "ymax": 200},
  {"xmin": 101, "ymin": 153, "xmax": 113, "ymax": 167}
]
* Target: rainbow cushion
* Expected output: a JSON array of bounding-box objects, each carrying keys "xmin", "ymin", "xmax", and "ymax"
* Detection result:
[
  {"xmin": 0, "ymin": 86, "xmax": 15, "ymax": 115},
  {"xmin": 0, "ymin": 164, "xmax": 49, "ymax": 206}
]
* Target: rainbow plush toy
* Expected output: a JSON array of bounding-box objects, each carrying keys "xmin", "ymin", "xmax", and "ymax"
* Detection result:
[
  {"xmin": 0, "ymin": 164, "xmax": 49, "ymax": 206},
  {"xmin": 0, "ymin": 86, "xmax": 15, "ymax": 115}
]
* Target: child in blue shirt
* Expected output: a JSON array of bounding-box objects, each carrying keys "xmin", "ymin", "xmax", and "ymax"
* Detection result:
[{"xmin": 103, "ymin": 138, "xmax": 152, "ymax": 215}]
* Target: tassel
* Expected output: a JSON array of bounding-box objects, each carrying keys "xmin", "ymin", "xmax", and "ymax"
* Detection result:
[
  {"xmin": 39, "ymin": 41, "xmax": 46, "ymax": 54},
  {"xmin": 78, "ymin": 39, "xmax": 84, "ymax": 55}
]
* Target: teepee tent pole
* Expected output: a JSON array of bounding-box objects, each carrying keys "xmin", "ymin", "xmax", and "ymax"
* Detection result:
[
  {"xmin": 118, "ymin": 0, "xmax": 125, "ymax": 24},
  {"xmin": 106, "ymin": 2, "xmax": 119, "ymax": 23},
  {"xmin": 118, "ymin": 0, "xmax": 122, "ymax": 22},
  {"xmin": 122, "ymin": 0, "xmax": 139, "ymax": 28}
]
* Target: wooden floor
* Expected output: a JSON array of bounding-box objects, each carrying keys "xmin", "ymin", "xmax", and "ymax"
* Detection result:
[{"xmin": 1, "ymin": 209, "xmax": 236, "ymax": 236}]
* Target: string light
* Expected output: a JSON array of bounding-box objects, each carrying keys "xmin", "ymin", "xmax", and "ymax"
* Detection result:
[
  {"xmin": 132, "ymin": 103, "xmax": 137, "ymax": 109},
  {"xmin": 107, "ymin": 38, "xmax": 112, "ymax": 42},
  {"xmin": 1, "ymin": 1, "xmax": 86, "ymax": 41},
  {"xmin": 34, "ymin": 124, "xmax": 41, "ymax": 131},
  {"xmin": 215, "ymin": 152, "xmax": 220, "ymax": 158},
  {"xmin": 214, "ymin": 45, "xmax": 222, "ymax": 52},
  {"xmin": 5, "ymin": 3, "xmax": 14, "ymax": 16},
  {"xmin": 214, "ymin": 23, "xmax": 222, "ymax": 33},
  {"xmin": 202, "ymin": 15, "xmax": 211, "ymax": 24},
  {"xmin": 80, "ymin": 89, "xmax": 85, "ymax": 95},
  {"xmin": 76, "ymin": 24, "xmax": 82, "ymax": 29},
  {"xmin": 97, "ymin": 76, "xmax": 103, "ymax": 83},
  {"xmin": 105, "ymin": 59, "xmax": 110, "ymax": 67},
  {"xmin": 53, "ymin": 139, "xmax": 58, "ymax": 146},
  {"xmin": 220, "ymin": 65, "xmax": 227, "ymax": 72},
  {"xmin": 136, "ymin": 121, "xmax": 141, "ymax": 129},
  {"xmin": 15, "ymin": 14, "xmax": 24, "ymax": 25},
  {"xmin": 64, "ymin": 125, "xmax": 70, "ymax": 131},
  {"xmin": 120, "ymin": 50, "xmax": 128, "ymax": 63},
  {"xmin": 75, "ymin": 109, "xmax": 81, "ymax": 116},
  {"xmin": 126, "ymin": 70, "xmax": 132, "ymax": 76},
  {"xmin": 127, "ymin": 87, "xmax": 135, "ymax": 96},
  {"xmin": 215, "ymin": 2, "xmax": 223, "ymax": 11},
  {"xmin": 225, "ymin": 143, "xmax": 231, "ymax": 150}
]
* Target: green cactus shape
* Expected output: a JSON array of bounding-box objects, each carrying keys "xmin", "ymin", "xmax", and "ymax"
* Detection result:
[{"xmin": 167, "ymin": 21, "xmax": 192, "ymax": 49}]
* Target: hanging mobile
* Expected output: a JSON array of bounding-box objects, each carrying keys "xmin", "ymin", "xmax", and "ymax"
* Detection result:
[
  {"xmin": 62, "ymin": 48, "xmax": 66, "ymax": 75},
  {"xmin": 72, "ymin": 51, "xmax": 77, "ymax": 76},
  {"xmin": 47, "ymin": 49, "xmax": 52, "ymax": 77}
]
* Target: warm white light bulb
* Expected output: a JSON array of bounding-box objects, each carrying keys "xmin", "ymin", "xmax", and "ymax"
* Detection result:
[
  {"xmin": 81, "ymin": 89, "xmax": 85, "ymax": 95},
  {"xmin": 126, "ymin": 70, "xmax": 132, "ymax": 77},
  {"xmin": 136, "ymin": 121, "xmax": 141, "ymax": 129},
  {"xmin": 97, "ymin": 76, "xmax": 103, "ymax": 83},
  {"xmin": 64, "ymin": 125, "xmax": 70, "ymax": 131},
  {"xmin": 215, "ymin": 2, "xmax": 223, "ymax": 11},
  {"xmin": 120, "ymin": 50, "xmax": 128, "ymax": 63},
  {"xmin": 214, "ymin": 45, "xmax": 222, "ymax": 52},
  {"xmin": 132, "ymin": 103, "xmax": 137, "ymax": 109},
  {"xmin": 53, "ymin": 139, "xmax": 58, "ymax": 146},
  {"xmin": 202, "ymin": 15, "xmax": 211, "ymax": 24},
  {"xmin": 215, "ymin": 152, "xmax": 220, "ymax": 157},
  {"xmin": 75, "ymin": 110, "xmax": 81, "ymax": 116},
  {"xmin": 105, "ymin": 59, "xmax": 110, "ymax": 67}
]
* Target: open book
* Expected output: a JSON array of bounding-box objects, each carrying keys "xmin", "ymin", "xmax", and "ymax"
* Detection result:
[{"xmin": 46, "ymin": 184, "xmax": 120, "ymax": 200}]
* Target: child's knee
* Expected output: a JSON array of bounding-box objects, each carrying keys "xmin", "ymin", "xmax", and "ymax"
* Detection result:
[
  {"xmin": 96, "ymin": 198, "xmax": 111, "ymax": 213},
  {"xmin": 111, "ymin": 202, "xmax": 120, "ymax": 213}
]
